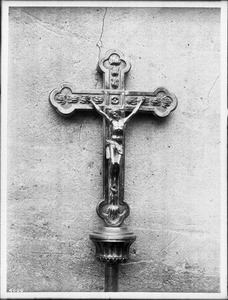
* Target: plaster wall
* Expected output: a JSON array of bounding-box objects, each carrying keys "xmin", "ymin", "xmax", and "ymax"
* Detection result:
[{"xmin": 7, "ymin": 7, "xmax": 220, "ymax": 292}]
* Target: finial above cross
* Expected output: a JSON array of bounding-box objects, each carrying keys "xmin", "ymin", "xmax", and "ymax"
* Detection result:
[{"xmin": 49, "ymin": 49, "xmax": 177, "ymax": 292}]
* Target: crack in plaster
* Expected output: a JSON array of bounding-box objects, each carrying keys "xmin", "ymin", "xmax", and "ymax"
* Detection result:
[
  {"xmin": 22, "ymin": 10, "xmax": 76, "ymax": 38},
  {"xmin": 96, "ymin": 8, "xmax": 108, "ymax": 61},
  {"xmin": 207, "ymin": 74, "xmax": 220, "ymax": 100},
  {"xmin": 125, "ymin": 259, "xmax": 154, "ymax": 266},
  {"xmin": 199, "ymin": 74, "xmax": 220, "ymax": 107},
  {"xmin": 94, "ymin": 8, "xmax": 107, "ymax": 89},
  {"xmin": 160, "ymin": 233, "xmax": 182, "ymax": 252}
]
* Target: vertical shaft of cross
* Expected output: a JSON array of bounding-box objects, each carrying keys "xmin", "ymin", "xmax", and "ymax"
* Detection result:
[
  {"xmin": 98, "ymin": 50, "xmax": 131, "ymax": 227},
  {"xmin": 97, "ymin": 50, "xmax": 131, "ymax": 292}
]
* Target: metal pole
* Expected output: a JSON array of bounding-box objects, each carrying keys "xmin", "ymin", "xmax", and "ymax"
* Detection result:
[{"xmin": 104, "ymin": 263, "xmax": 119, "ymax": 292}]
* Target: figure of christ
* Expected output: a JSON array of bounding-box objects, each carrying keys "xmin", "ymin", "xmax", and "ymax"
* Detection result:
[{"xmin": 90, "ymin": 98, "xmax": 144, "ymax": 195}]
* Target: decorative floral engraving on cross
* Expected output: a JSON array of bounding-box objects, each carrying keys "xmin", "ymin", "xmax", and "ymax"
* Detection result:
[
  {"xmin": 152, "ymin": 91, "xmax": 173, "ymax": 108},
  {"xmin": 111, "ymin": 96, "xmax": 120, "ymax": 105},
  {"xmin": 79, "ymin": 96, "xmax": 90, "ymax": 104},
  {"xmin": 55, "ymin": 88, "xmax": 79, "ymax": 106},
  {"xmin": 125, "ymin": 88, "xmax": 177, "ymax": 117},
  {"xmin": 92, "ymin": 96, "xmax": 104, "ymax": 104},
  {"xmin": 53, "ymin": 87, "xmax": 104, "ymax": 107},
  {"xmin": 49, "ymin": 83, "xmax": 105, "ymax": 116},
  {"xmin": 126, "ymin": 97, "xmax": 138, "ymax": 105}
]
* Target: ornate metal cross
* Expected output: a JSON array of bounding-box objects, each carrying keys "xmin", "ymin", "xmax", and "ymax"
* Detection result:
[{"xmin": 49, "ymin": 49, "xmax": 177, "ymax": 292}]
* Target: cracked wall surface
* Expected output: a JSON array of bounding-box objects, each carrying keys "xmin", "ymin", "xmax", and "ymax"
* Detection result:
[{"xmin": 7, "ymin": 7, "xmax": 220, "ymax": 292}]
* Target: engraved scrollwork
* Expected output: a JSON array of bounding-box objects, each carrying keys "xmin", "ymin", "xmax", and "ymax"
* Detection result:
[
  {"xmin": 123, "ymin": 90, "xmax": 177, "ymax": 117},
  {"xmin": 126, "ymin": 96, "xmax": 149, "ymax": 106},
  {"xmin": 55, "ymin": 92, "xmax": 79, "ymax": 106},
  {"xmin": 126, "ymin": 97, "xmax": 138, "ymax": 106},
  {"xmin": 79, "ymin": 95, "xmax": 91, "ymax": 104},
  {"xmin": 49, "ymin": 83, "xmax": 106, "ymax": 117},
  {"xmin": 91, "ymin": 96, "xmax": 104, "ymax": 104},
  {"xmin": 151, "ymin": 95, "xmax": 172, "ymax": 108},
  {"xmin": 149, "ymin": 88, "xmax": 177, "ymax": 117},
  {"xmin": 55, "ymin": 94, "xmax": 67, "ymax": 104},
  {"xmin": 142, "ymin": 97, "xmax": 150, "ymax": 106}
]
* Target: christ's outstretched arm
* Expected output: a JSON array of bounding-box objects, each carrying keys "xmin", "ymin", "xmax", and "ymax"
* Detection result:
[
  {"xmin": 124, "ymin": 97, "xmax": 144, "ymax": 124},
  {"xmin": 90, "ymin": 99, "xmax": 112, "ymax": 122}
]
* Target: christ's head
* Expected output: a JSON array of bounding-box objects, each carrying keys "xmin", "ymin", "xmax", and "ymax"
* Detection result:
[{"xmin": 110, "ymin": 109, "xmax": 121, "ymax": 120}]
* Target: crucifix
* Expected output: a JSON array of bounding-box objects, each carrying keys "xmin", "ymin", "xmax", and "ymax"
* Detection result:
[{"xmin": 49, "ymin": 49, "xmax": 177, "ymax": 292}]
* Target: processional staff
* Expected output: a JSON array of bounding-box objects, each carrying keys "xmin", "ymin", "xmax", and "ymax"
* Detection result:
[{"xmin": 49, "ymin": 49, "xmax": 177, "ymax": 292}]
